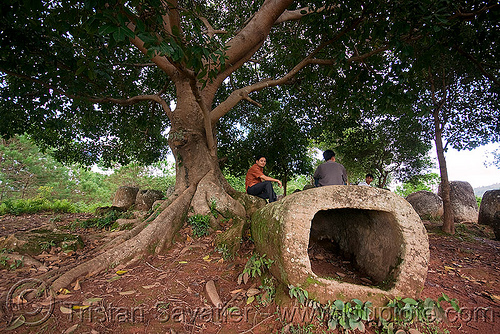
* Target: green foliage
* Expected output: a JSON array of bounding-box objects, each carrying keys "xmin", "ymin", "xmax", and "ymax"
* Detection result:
[
  {"xmin": 258, "ymin": 277, "xmax": 276, "ymax": 306},
  {"xmin": 288, "ymin": 285, "xmax": 309, "ymax": 305},
  {"xmin": 380, "ymin": 294, "xmax": 460, "ymax": 332},
  {"xmin": 0, "ymin": 198, "xmax": 77, "ymax": 216},
  {"xmin": 40, "ymin": 241, "xmax": 56, "ymax": 251},
  {"xmin": 223, "ymin": 172, "xmax": 246, "ymax": 193},
  {"xmin": 209, "ymin": 197, "xmax": 218, "ymax": 218},
  {"xmin": 0, "ymin": 254, "xmax": 24, "ymax": 270},
  {"xmin": 286, "ymin": 285, "xmax": 460, "ymax": 333},
  {"xmin": 79, "ymin": 210, "xmax": 129, "ymax": 230},
  {"xmin": 215, "ymin": 243, "xmax": 232, "ymax": 260},
  {"xmin": 281, "ymin": 324, "xmax": 315, "ymax": 334},
  {"xmin": 188, "ymin": 214, "xmax": 211, "ymax": 238},
  {"xmin": 395, "ymin": 173, "xmax": 441, "ymax": 197},
  {"xmin": 243, "ymin": 253, "xmax": 274, "ymax": 278},
  {"xmin": 0, "ymin": 135, "xmax": 176, "ymax": 215}
]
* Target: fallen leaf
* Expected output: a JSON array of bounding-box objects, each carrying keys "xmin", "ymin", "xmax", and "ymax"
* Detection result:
[
  {"xmin": 142, "ymin": 283, "xmax": 160, "ymax": 289},
  {"xmin": 73, "ymin": 280, "xmax": 81, "ymax": 291},
  {"xmin": 491, "ymin": 295, "xmax": 500, "ymax": 302},
  {"xmin": 56, "ymin": 294, "xmax": 73, "ymax": 299},
  {"xmin": 72, "ymin": 305, "xmax": 90, "ymax": 310},
  {"xmin": 231, "ymin": 289, "xmax": 243, "ymax": 294},
  {"xmin": 60, "ymin": 306, "xmax": 73, "ymax": 314},
  {"xmin": 63, "ymin": 324, "xmax": 79, "ymax": 334},
  {"xmin": 246, "ymin": 296, "xmax": 255, "ymax": 304},
  {"xmin": 83, "ymin": 297, "xmax": 102, "ymax": 305},
  {"xmin": 107, "ymin": 276, "xmax": 121, "ymax": 282},
  {"xmin": 59, "ymin": 288, "xmax": 71, "ymax": 295},
  {"xmin": 115, "ymin": 270, "xmax": 128, "ymax": 275},
  {"xmin": 246, "ymin": 288, "xmax": 260, "ymax": 297},
  {"xmin": 119, "ymin": 290, "xmax": 136, "ymax": 296},
  {"xmin": 178, "ymin": 261, "xmax": 188, "ymax": 264}
]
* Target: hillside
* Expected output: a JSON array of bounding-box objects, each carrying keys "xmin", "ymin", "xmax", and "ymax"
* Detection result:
[{"xmin": 475, "ymin": 183, "xmax": 500, "ymax": 197}]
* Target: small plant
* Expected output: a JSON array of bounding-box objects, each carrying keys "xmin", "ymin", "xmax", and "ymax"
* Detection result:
[
  {"xmin": 243, "ymin": 253, "xmax": 274, "ymax": 278},
  {"xmin": 282, "ymin": 324, "xmax": 315, "ymax": 334},
  {"xmin": 215, "ymin": 243, "xmax": 233, "ymax": 260},
  {"xmin": 0, "ymin": 255, "xmax": 24, "ymax": 270},
  {"xmin": 188, "ymin": 214, "xmax": 211, "ymax": 237},
  {"xmin": 288, "ymin": 285, "xmax": 309, "ymax": 305},
  {"xmin": 209, "ymin": 197, "xmax": 218, "ymax": 218},
  {"xmin": 258, "ymin": 277, "xmax": 276, "ymax": 306},
  {"xmin": 40, "ymin": 240, "xmax": 56, "ymax": 251},
  {"xmin": 80, "ymin": 210, "xmax": 125, "ymax": 230},
  {"xmin": 0, "ymin": 255, "xmax": 9, "ymax": 267}
]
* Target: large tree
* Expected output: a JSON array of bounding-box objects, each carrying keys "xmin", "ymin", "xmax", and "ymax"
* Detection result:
[
  {"xmin": 1, "ymin": 1, "xmax": 497, "ymax": 290},
  {"xmin": 401, "ymin": 3, "xmax": 500, "ymax": 234}
]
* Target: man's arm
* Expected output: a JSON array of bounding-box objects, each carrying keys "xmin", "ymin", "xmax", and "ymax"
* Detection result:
[{"xmin": 260, "ymin": 174, "xmax": 282, "ymax": 187}]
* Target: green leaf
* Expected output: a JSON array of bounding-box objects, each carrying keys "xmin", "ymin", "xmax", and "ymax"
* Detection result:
[{"xmin": 98, "ymin": 24, "xmax": 117, "ymax": 35}]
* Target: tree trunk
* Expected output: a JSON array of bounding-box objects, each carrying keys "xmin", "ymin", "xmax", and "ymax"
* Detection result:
[
  {"xmin": 49, "ymin": 84, "xmax": 246, "ymax": 292},
  {"xmin": 433, "ymin": 108, "xmax": 454, "ymax": 234}
]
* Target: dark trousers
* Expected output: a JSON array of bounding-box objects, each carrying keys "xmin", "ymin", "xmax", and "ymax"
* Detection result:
[{"xmin": 247, "ymin": 181, "xmax": 278, "ymax": 203}]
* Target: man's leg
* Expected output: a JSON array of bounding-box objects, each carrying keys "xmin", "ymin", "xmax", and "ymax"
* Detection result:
[
  {"xmin": 247, "ymin": 181, "xmax": 277, "ymax": 202},
  {"xmin": 247, "ymin": 182, "xmax": 269, "ymax": 200}
]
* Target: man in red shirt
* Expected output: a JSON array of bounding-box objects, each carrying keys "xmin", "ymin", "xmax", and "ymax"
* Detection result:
[{"xmin": 245, "ymin": 155, "xmax": 282, "ymax": 203}]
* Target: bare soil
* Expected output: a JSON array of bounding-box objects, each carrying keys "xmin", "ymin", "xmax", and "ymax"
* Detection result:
[{"xmin": 0, "ymin": 213, "xmax": 499, "ymax": 334}]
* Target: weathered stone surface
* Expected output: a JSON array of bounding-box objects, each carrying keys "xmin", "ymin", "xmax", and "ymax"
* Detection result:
[
  {"xmin": 439, "ymin": 181, "xmax": 478, "ymax": 223},
  {"xmin": 135, "ymin": 189, "xmax": 164, "ymax": 211},
  {"xmin": 478, "ymin": 190, "xmax": 500, "ymax": 240},
  {"xmin": 0, "ymin": 229, "xmax": 84, "ymax": 255},
  {"xmin": 112, "ymin": 186, "xmax": 139, "ymax": 210},
  {"xmin": 251, "ymin": 186, "xmax": 429, "ymax": 306},
  {"xmin": 406, "ymin": 191, "xmax": 443, "ymax": 220},
  {"xmin": 478, "ymin": 190, "xmax": 500, "ymax": 226},
  {"xmin": 493, "ymin": 212, "xmax": 500, "ymax": 241}
]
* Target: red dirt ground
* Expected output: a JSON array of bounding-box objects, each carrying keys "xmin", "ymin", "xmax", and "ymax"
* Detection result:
[{"xmin": 0, "ymin": 213, "xmax": 498, "ymax": 334}]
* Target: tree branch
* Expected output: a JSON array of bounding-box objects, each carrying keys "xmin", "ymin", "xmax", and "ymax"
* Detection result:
[
  {"xmin": 453, "ymin": 45, "xmax": 500, "ymax": 86},
  {"xmin": 199, "ymin": 17, "xmax": 227, "ymax": 38},
  {"xmin": 274, "ymin": 5, "xmax": 338, "ymax": 24},
  {"xmin": 210, "ymin": 15, "xmax": 367, "ymax": 123},
  {"xmin": 1, "ymin": 69, "xmax": 173, "ymax": 119}
]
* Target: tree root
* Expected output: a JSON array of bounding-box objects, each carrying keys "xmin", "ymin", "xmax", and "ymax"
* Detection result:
[
  {"xmin": 191, "ymin": 170, "xmax": 246, "ymax": 218},
  {"xmin": 50, "ymin": 185, "xmax": 196, "ymax": 292}
]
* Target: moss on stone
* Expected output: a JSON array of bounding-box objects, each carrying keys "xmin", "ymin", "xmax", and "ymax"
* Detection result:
[{"xmin": 0, "ymin": 229, "xmax": 83, "ymax": 255}]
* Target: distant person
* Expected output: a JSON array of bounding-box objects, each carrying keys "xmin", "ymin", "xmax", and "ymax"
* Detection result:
[
  {"xmin": 313, "ymin": 150, "xmax": 348, "ymax": 186},
  {"xmin": 245, "ymin": 155, "xmax": 282, "ymax": 203},
  {"xmin": 358, "ymin": 173, "xmax": 374, "ymax": 186}
]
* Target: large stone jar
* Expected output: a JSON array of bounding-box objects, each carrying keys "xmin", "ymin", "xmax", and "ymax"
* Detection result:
[{"xmin": 251, "ymin": 186, "xmax": 429, "ymax": 306}]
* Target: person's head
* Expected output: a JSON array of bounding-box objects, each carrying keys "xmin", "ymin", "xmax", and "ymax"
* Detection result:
[
  {"xmin": 365, "ymin": 173, "xmax": 374, "ymax": 184},
  {"xmin": 323, "ymin": 150, "xmax": 335, "ymax": 162},
  {"xmin": 255, "ymin": 155, "xmax": 267, "ymax": 168}
]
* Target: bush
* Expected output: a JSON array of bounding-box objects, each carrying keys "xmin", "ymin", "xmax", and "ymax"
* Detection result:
[
  {"xmin": 0, "ymin": 198, "xmax": 77, "ymax": 215},
  {"xmin": 188, "ymin": 214, "xmax": 211, "ymax": 237}
]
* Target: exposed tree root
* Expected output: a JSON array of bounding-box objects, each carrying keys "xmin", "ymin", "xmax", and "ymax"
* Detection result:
[
  {"xmin": 50, "ymin": 185, "xmax": 196, "ymax": 292},
  {"xmin": 191, "ymin": 170, "xmax": 246, "ymax": 218}
]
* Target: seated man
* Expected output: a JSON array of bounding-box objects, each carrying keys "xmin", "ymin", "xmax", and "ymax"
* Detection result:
[
  {"xmin": 313, "ymin": 150, "xmax": 348, "ymax": 186},
  {"xmin": 358, "ymin": 173, "xmax": 374, "ymax": 186},
  {"xmin": 245, "ymin": 155, "xmax": 282, "ymax": 203}
]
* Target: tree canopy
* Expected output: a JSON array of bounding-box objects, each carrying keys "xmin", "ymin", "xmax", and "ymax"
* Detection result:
[{"xmin": 1, "ymin": 0, "xmax": 499, "ymax": 292}]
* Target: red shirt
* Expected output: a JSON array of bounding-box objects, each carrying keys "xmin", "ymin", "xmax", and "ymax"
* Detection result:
[{"xmin": 245, "ymin": 164, "xmax": 264, "ymax": 190}]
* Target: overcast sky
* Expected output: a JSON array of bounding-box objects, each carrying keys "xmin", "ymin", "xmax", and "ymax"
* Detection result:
[{"xmin": 431, "ymin": 143, "xmax": 500, "ymax": 189}]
